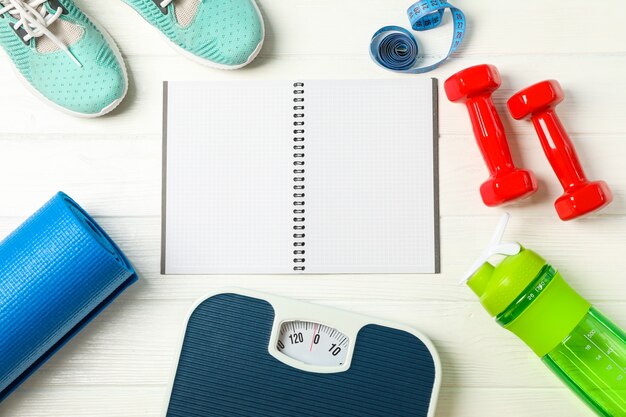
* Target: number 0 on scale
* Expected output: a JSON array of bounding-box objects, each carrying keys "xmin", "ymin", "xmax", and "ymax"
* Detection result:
[{"xmin": 277, "ymin": 321, "xmax": 349, "ymax": 366}]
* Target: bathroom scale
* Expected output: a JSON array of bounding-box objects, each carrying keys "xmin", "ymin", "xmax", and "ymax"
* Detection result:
[{"xmin": 164, "ymin": 288, "xmax": 441, "ymax": 417}]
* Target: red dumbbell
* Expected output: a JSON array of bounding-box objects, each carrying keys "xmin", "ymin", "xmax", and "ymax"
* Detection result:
[
  {"xmin": 508, "ymin": 80, "xmax": 613, "ymax": 221},
  {"xmin": 445, "ymin": 64, "xmax": 537, "ymax": 206}
]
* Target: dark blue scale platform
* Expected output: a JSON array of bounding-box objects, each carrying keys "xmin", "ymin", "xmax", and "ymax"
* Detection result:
[{"xmin": 167, "ymin": 293, "xmax": 437, "ymax": 417}]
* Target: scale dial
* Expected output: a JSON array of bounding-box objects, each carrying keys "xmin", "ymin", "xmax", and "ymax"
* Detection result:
[{"xmin": 277, "ymin": 321, "xmax": 349, "ymax": 367}]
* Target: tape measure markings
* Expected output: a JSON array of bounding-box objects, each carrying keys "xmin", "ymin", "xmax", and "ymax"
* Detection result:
[{"xmin": 370, "ymin": 0, "xmax": 466, "ymax": 74}]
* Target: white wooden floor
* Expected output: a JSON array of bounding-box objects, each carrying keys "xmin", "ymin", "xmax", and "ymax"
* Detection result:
[{"xmin": 1, "ymin": 1, "xmax": 625, "ymax": 416}]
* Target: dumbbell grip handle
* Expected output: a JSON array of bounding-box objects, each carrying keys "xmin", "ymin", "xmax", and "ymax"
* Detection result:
[
  {"xmin": 530, "ymin": 111, "xmax": 588, "ymax": 190},
  {"xmin": 466, "ymin": 96, "xmax": 515, "ymax": 176}
]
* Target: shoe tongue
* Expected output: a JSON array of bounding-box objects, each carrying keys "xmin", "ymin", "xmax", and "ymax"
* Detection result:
[
  {"xmin": 174, "ymin": 0, "xmax": 201, "ymax": 28},
  {"xmin": 35, "ymin": 18, "xmax": 84, "ymax": 54}
]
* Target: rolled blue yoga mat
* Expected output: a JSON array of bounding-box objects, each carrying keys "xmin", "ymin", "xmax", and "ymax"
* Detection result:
[{"xmin": 0, "ymin": 192, "xmax": 137, "ymax": 401}]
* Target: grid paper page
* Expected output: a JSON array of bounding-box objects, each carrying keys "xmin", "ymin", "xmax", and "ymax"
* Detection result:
[
  {"xmin": 163, "ymin": 81, "xmax": 294, "ymax": 274},
  {"xmin": 163, "ymin": 79, "xmax": 438, "ymax": 274},
  {"xmin": 303, "ymin": 79, "xmax": 437, "ymax": 273}
]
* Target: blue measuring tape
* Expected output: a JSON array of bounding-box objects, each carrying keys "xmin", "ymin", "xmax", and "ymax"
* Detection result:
[{"xmin": 370, "ymin": 0, "xmax": 466, "ymax": 74}]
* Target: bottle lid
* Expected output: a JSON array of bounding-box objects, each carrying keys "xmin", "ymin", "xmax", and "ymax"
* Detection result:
[
  {"xmin": 463, "ymin": 214, "xmax": 547, "ymax": 316},
  {"xmin": 464, "ymin": 214, "xmax": 590, "ymax": 356},
  {"xmin": 468, "ymin": 246, "xmax": 547, "ymax": 317}
]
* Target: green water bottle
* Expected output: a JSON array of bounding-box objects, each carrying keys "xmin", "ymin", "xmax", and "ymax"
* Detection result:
[{"xmin": 465, "ymin": 215, "xmax": 626, "ymax": 416}]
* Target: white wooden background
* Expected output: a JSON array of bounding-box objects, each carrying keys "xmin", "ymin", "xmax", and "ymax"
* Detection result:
[{"xmin": 1, "ymin": 1, "xmax": 625, "ymax": 416}]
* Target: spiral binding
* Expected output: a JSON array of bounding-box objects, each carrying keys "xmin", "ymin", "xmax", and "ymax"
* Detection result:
[{"xmin": 292, "ymin": 82, "xmax": 306, "ymax": 271}]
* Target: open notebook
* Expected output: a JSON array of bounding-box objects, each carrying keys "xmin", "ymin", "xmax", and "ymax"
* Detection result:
[{"xmin": 162, "ymin": 79, "xmax": 439, "ymax": 274}]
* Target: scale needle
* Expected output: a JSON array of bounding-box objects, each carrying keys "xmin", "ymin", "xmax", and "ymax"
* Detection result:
[{"xmin": 310, "ymin": 323, "xmax": 319, "ymax": 352}]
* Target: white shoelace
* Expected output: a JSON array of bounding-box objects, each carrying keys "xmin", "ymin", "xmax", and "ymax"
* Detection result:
[{"xmin": 0, "ymin": 0, "xmax": 81, "ymax": 66}]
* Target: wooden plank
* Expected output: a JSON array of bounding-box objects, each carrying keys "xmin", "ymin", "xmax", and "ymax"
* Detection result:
[
  {"xmin": 0, "ymin": 383, "xmax": 594, "ymax": 416},
  {"xmin": 1, "ymin": 215, "xmax": 625, "ymax": 301},
  {"xmin": 0, "ymin": 131, "xmax": 622, "ymax": 217},
  {"xmin": 0, "ymin": 54, "xmax": 625, "ymax": 135},
  {"xmin": 4, "ymin": 298, "xmax": 624, "ymax": 391},
  {"xmin": 80, "ymin": 0, "xmax": 626, "ymax": 57}
]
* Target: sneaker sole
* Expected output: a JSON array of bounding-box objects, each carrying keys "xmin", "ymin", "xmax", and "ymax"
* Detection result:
[{"xmin": 3, "ymin": 11, "xmax": 129, "ymax": 118}]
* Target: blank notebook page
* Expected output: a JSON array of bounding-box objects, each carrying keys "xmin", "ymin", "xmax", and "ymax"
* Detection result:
[
  {"xmin": 304, "ymin": 80, "xmax": 437, "ymax": 273},
  {"xmin": 163, "ymin": 79, "xmax": 438, "ymax": 274}
]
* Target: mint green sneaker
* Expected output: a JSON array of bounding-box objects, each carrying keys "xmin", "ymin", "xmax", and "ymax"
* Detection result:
[
  {"xmin": 0, "ymin": 0, "xmax": 127, "ymax": 117},
  {"xmin": 122, "ymin": 0, "xmax": 264, "ymax": 69}
]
